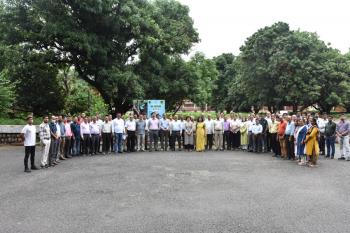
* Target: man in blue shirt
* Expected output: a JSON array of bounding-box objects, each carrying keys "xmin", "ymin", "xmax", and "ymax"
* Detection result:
[
  {"xmin": 71, "ymin": 117, "xmax": 81, "ymax": 156},
  {"xmin": 160, "ymin": 114, "xmax": 170, "ymax": 151}
]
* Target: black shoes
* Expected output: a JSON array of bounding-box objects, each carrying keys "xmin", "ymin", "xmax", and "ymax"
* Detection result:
[
  {"xmin": 31, "ymin": 166, "xmax": 39, "ymax": 170},
  {"xmin": 24, "ymin": 168, "xmax": 31, "ymax": 173}
]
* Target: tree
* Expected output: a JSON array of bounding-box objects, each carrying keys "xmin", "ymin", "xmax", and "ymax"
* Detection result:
[
  {"xmin": 0, "ymin": 69, "xmax": 15, "ymax": 115},
  {"xmin": 0, "ymin": 0, "xmax": 199, "ymax": 114}
]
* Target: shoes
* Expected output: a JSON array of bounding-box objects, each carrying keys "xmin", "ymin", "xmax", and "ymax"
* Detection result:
[
  {"xmin": 338, "ymin": 157, "xmax": 345, "ymax": 160},
  {"xmin": 346, "ymin": 157, "xmax": 350, "ymax": 161},
  {"xmin": 59, "ymin": 156, "xmax": 66, "ymax": 160},
  {"xmin": 24, "ymin": 168, "xmax": 31, "ymax": 173},
  {"xmin": 31, "ymin": 166, "xmax": 39, "ymax": 170}
]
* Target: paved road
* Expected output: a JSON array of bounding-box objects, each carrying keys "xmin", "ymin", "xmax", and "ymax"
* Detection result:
[{"xmin": 0, "ymin": 146, "xmax": 349, "ymax": 233}]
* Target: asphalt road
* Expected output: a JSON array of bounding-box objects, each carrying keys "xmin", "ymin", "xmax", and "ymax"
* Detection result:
[{"xmin": 0, "ymin": 146, "xmax": 349, "ymax": 233}]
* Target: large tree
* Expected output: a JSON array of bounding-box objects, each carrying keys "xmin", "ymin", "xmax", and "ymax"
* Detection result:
[{"xmin": 0, "ymin": 0, "xmax": 199, "ymax": 114}]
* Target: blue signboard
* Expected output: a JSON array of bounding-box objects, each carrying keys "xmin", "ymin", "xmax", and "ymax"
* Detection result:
[{"xmin": 147, "ymin": 100, "xmax": 165, "ymax": 118}]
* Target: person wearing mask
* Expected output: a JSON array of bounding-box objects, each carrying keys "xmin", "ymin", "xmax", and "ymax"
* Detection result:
[
  {"xmin": 170, "ymin": 115, "xmax": 182, "ymax": 151},
  {"xmin": 159, "ymin": 114, "xmax": 170, "ymax": 151},
  {"xmin": 204, "ymin": 115, "xmax": 214, "ymax": 150},
  {"xmin": 304, "ymin": 118, "xmax": 320, "ymax": 167},
  {"xmin": 71, "ymin": 117, "xmax": 82, "ymax": 156},
  {"xmin": 64, "ymin": 116, "xmax": 73, "ymax": 158},
  {"xmin": 252, "ymin": 118, "xmax": 263, "ymax": 153},
  {"xmin": 125, "ymin": 114, "xmax": 137, "ymax": 152},
  {"xmin": 80, "ymin": 117, "xmax": 91, "ymax": 155},
  {"xmin": 90, "ymin": 116, "xmax": 101, "ymax": 155},
  {"xmin": 101, "ymin": 115, "xmax": 112, "ymax": 154},
  {"xmin": 39, "ymin": 116, "xmax": 51, "ymax": 168},
  {"xmin": 21, "ymin": 116, "xmax": 38, "ymax": 172},
  {"xmin": 214, "ymin": 114, "xmax": 224, "ymax": 151},
  {"xmin": 148, "ymin": 112, "xmax": 160, "ymax": 152},
  {"xmin": 325, "ymin": 115, "xmax": 336, "ymax": 159},
  {"xmin": 336, "ymin": 114, "xmax": 350, "ymax": 161}
]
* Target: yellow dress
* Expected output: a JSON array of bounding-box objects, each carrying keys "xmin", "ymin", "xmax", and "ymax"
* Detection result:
[
  {"xmin": 240, "ymin": 122, "xmax": 248, "ymax": 146},
  {"xmin": 196, "ymin": 122, "xmax": 206, "ymax": 151},
  {"xmin": 305, "ymin": 126, "xmax": 320, "ymax": 156}
]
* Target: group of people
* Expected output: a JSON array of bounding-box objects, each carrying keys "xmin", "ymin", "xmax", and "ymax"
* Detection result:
[{"xmin": 20, "ymin": 111, "xmax": 350, "ymax": 172}]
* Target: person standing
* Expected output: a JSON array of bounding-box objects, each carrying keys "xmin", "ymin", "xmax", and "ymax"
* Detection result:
[
  {"xmin": 252, "ymin": 118, "xmax": 263, "ymax": 153},
  {"xmin": 296, "ymin": 119, "xmax": 307, "ymax": 165},
  {"xmin": 284, "ymin": 116, "xmax": 296, "ymax": 160},
  {"xmin": 316, "ymin": 114, "xmax": 326, "ymax": 155},
  {"xmin": 325, "ymin": 115, "xmax": 336, "ymax": 159},
  {"xmin": 64, "ymin": 116, "xmax": 73, "ymax": 158},
  {"xmin": 101, "ymin": 115, "xmax": 112, "ymax": 154},
  {"xmin": 90, "ymin": 116, "xmax": 101, "ymax": 155},
  {"xmin": 305, "ymin": 118, "xmax": 320, "ymax": 167},
  {"xmin": 136, "ymin": 114, "xmax": 146, "ymax": 152},
  {"xmin": 159, "ymin": 114, "xmax": 170, "ymax": 151},
  {"xmin": 21, "ymin": 116, "xmax": 38, "ymax": 172},
  {"xmin": 148, "ymin": 113, "xmax": 160, "ymax": 152},
  {"xmin": 268, "ymin": 115, "xmax": 280, "ymax": 157},
  {"xmin": 112, "ymin": 113, "xmax": 125, "ymax": 154},
  {"xmin": 259, "ymin": 115, "xmax": 268, "ymax": 152},
  {"xmin": 57, "ymin": 115, "xmax": 66, "ymax": 160},
  {"xmin": 96, "ymin": 114, "xmax": 103, "ymax": 153},
  {"xmin": 108, "ymin": 114, "xmax": 114, "ymax": 152},
  {"xmin": 71, "ymin": 117, "xmax": 81, "ymax": 156},
  {"xmin": 170, "ymin": 115, "xmax": 182, "ymax": 151},
  {"xmin": 39, "ymin": 116, "xmax": 51, "ymax": 168},
  {"xmin": 204, "ymin": 115, "xmax": 214, "ymax": 150},
  {"xmin": 278, "ymin": 116, "xmax": 287, "ymax": 159},
  {"xmin": 213, "ymin": 114, "xmax": 224, "ymax": 151},
  {"xmin": 230, "ymin": 116, "xmax": 240, "ymax": 150},
  {"xmin": 247, "ymin": 115, "xmax": 255, "ymax": 152},
  {"xmin": 223, "ymin": 116, "xmax": 230, "ymax": 150},
  {"xmin": 240, "ymin": 118, "xmax": 248, "ymax": 151},
  {"xmin": 184, "ymin": 116, "xmax": 194, "ymax": 151},
  {"xmin": 49, "ymin": 116, "xmax": 60, "ymax": 166},
  {"xmin": 125, "ymin": 114, "xmax": 137, "ymax": 152},
  {"xmin": 196, "ymin": 116, "xmax": 206, "ymax": 152},
  {"xmin": 336, "ymin": 114, "xmax": 350, "ymax": 161},
  {"xmin": 80, "ymin": 118, "xmax": 91, "ymax": 155}
]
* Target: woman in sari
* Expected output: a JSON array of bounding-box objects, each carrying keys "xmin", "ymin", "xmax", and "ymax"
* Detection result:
[
  {"xmin": 304, "ymin": 118, "xmax": 320, "ymax": 167},
  {"xmin": 295, "ymin": 118, "xmax": 308, "ymax": 165},
  {"xmin": 240, "ymin": 117, "xmax": 248, "ymax": 151},
  {"xmin": 196, "ymin": 116, "xmax": 206, "ymax": 152}
]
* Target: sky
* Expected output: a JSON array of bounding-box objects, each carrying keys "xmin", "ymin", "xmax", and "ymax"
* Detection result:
[{"xmin": 178, "ymin": 0, "xmax": 350, "ymax": 58}]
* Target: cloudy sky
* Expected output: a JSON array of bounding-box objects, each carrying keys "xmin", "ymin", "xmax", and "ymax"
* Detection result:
[{"xmin": 178, "ymin": 0, "xmax": 350, "ymax": 58}]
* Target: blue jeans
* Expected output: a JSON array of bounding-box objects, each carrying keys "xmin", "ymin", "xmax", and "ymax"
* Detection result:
[
  {"xmin": 114, "ymin": 133, "xmax": 123, "ymax": 153},
  {"xmin": 73, "ymin": 137, "xmax": 81, "ymax": 156},
  {"xmin": 326, "ymin": 136, "xmax": 335, "ymax": 157}
]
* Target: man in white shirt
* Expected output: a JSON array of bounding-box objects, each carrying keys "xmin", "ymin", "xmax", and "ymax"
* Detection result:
[
  {"xmin": 39, "ymin": 116, "xmax": 51, "ymax": 168},
  {"xmin": 170, "ymin": 115, "xmax": 182, "ymax": 151},
  {"xmin": 96, "ymin": 114, "xmax": 104, "ymax": 153},
  {"xmin": 80, "ymin": 118, "xmax": 91, "ymax": 155},
  {"xmin": 204, "ymin": 115, "xmax": 214, "ymax": 150},
  {"xmin": 21, "ymin": 116, "xmax": 38, "ymax": 173},
  {"xmin": 247, "ymin": 115, "xmax": 256, "ymax": 152},
  {"xmin": 125, "ymin": 114, "xmax": 137, "ymax": 152},
  {"xmin": 252, "ymin": 118, "xmax": 263, "ymax": 153},
  {"xmin": 214, "ymin": 114, "xmax": 224, "ymax": 151},
  {"xmin": 102, "ymin": 115, "xmax": 112, "ymax": 154},
  {"xmin": 112, "ymin": 113, "xmax": 125, "ymax": 153},
  {"xmin": 317, "ymin": 113, "xmax": 326, "ymax": 155},
  {"xmin": 90, "ymin": 116, "xmax": 101, "ymax": 155}
]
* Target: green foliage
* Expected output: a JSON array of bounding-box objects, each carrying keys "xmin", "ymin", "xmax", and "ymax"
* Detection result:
[
  {"xmin": 0, "ymin": 0, "xmax": 199, "ymax": 113},
  {"xmin": 0, "ymin": 69, "xmax": 15, "ymax": 115}
]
